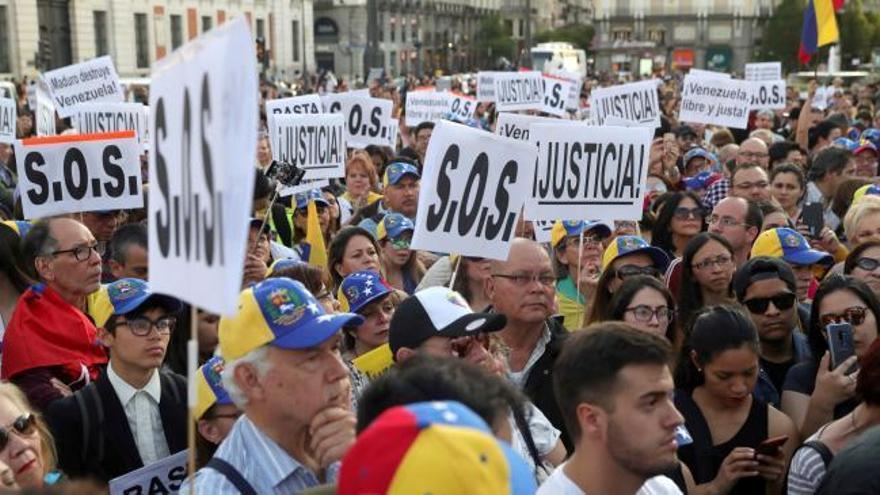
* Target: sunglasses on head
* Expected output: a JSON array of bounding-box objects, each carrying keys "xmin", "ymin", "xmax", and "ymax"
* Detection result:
[
  {"xmin": 0, "ymin": 414, "xmax": 37, "ymax": 452},
  {"xmin": 820, "ymin": 306, "xmax": 869, "ymax": 327},
  {"xmin": 742, "ymin": 293, "xmax": 796, "ymax": 314}
]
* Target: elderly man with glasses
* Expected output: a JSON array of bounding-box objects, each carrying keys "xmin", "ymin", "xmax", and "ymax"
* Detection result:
[{"xmin": 1, "ymin": 218, "xmax": 108, "ymax": 410}]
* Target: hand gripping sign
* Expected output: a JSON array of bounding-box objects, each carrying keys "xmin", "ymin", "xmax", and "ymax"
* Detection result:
[
  {"xmin": 269, "ymin": 113, "xmax": 346, "ymax": 180},
  {"xmin": 14, "ymin": 131, "xmax": 142, "ymax": 219},
  {"xmin": 411, "ymin": 120, "xmax": 537, "ymax": 261},
  {"xmin": 148, "ymin": 16, "xmax": 258, "ymax": 315},
  {"xmin": 526, "ymin": 123, "xmax": 652, "ymax": 223}
]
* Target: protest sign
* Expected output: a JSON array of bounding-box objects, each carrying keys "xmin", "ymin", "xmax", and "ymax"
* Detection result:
[
  {"xmin": 603, "ymin": 115, "xmax": 640, "ymax": 127},
  {"xmin": 435, "ymin": 76, "xmax": 452, "ymax": 92},
  {"xmin": 750, "ymin": 79, "xmax": 786, "ymax": 110},
  {"xmin": 265, "ymin": 94, "xmax": 323, "ymax": 131},
  {"xmin": 589, "ymin": 79, "xmax": 661, "ymax": 128},
  {"xmin": 269, "ymin": 113, "xmax": 345, "ymax": 180},
  {"xmin": 279, "ymin": 179, "xmax": 331, "ymax": 198},
  {"xmin": 35, "ymin": 81, "xmax": 56, "ymax": 137},
  {"xmin": 367, "ymin": 67, "xmax": 384, "ymax": 85},
  {"xmin": 533, "ymin": 219, "xmax": 554, "ymax": 244},
  {"xmin": 493, "ymin": 71, "xmax": 543, "ymax": 112},
  {"xmin": 476, "ymin": 71, "xmax": 499, "ymax": 102},
  {"xmin": 14, "ymin": 131, "xmax": 142, "ymax": 219},
  {"xmin": 688, "ymin": 68, "xmax": 730, "ymax": 79},
  {"xmin": 71, "ymin": 102, "xmax": 149, "ymax": 150},
  {"xmin": 26, "ymin": 82, "xmax": 36, "ymax": 109},
  {"xmin": 108, "ymin": 450, "xmax": 187, "ymax": 495},
  {"xmin": 494, "ymin": 112, "xmax": 558, "ymax": 141},
  {"xmin": 813, "ymin": 86, "xmax": 832, "ymax": 111},
  {"xmin": 447, "ymin": 92, "xmax": 477, "ymax": 122},
  {"xmin": 542, "ymin": 75, "xmax": 574, "ymax": 117},
  {"xmin": 42, "ymin": 55, "xmax": 123, "ymax": 118},
  {"xmin": 405, "ymin": 90, "xmax": 449, "ymax": 126},
  {"xmin": 549, "ymin": 69, "xmax": 582, "ymax": 110},
  {"xmin": 412, "ymin": 120, "xmax": 537, "ymax": 260},
  {"xmin": 0, "ymin": 98, "xmax": 14, "ymax": 144},
  {"xmin": 679, "ymin": 75, "xmax": 753, "ymax": 129},
  {"xmin": 526, "ymin": 124, "xmax": 652, "ymax": 223},
  {"xmin": 386, "ymin": 118, "xmax": 399, "ymax": 147},
  {"xmin": 148, "ymin": 16, "xmax": 257, "ymax": 315},
  {"xmin": 327, "ymin": 94, "xmax": 394, "ymax": 148},
  {"xmin": 745, "ymin": 62, "xmax": 782, "ymax": 81}
]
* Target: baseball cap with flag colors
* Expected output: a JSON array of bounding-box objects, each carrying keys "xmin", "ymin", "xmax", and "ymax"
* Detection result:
[
  {"xmin": 90, "ymin": 278, "xmax": 182, "ymax": 328},
  {"xmin": 195, "ymin": 355, "xmax": 234, "ymax": 419},
  {"xmin": 219, "ymin": 278, "xmax": 364, "ymax": 361},
  {"xmin": 853, "ymin": 183, "xmax": 880, "ymax": 204},
  {"xmin": 338, "ymin": 401, "xmax": 536, "ymax": 495},
  {"xmin": 383, "ymin": 162, "xmax": 420, "ymax": 187},
  {"xmin": 750, "ymin": 228, "xmax": 834, "ymax": 267},
  {"xmin": 377, "ymin": 213, "xmax": 415, "ymax": 241},
  {"xmin": 550, "ymin": 220, "xmax": 611, "ymax": 248},
  {"xmin": 338, "ymin": 270, "xmax": 393, "ymax": 313},
  {"xmin": 601, "ymin": 235, "xmax": 670, "ymax": 271}
]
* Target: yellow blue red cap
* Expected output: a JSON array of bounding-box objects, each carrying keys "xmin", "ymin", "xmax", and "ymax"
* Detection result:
[
  {"xmin": 195, "ymin": 356, "xmax": 234, "ymax": 419},
  {"xmin": 601, "ymin": 235, "xmax": 669, "ymax": 271},
  {"xmin": 750, "ymin": 228, "xmax": 834, "ymax": 267},
  {"xmin": 376, "ymin": 213, "xmax": 415, "ymax": 241},
  {"xmin": 550, "ymin": 220, "xmax": 611, "ymax": 248},
  {"xmin": 338, "ymin": 270, "xmax": 393, "ymax": 313},
  {"xmin": 383, "ymin": 162, "xmax": 420, "ymax": 187}
]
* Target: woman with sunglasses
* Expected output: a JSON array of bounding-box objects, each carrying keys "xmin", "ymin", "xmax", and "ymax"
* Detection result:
[
  {"xmin": 781, "ymin": 275, "xmax": 880, "ymax": 439},
  {"xmin": 651, "ymin": 191, "xmax": 706, "ymax": 259},
  {"xmin": 606, "ymin": 275, "xmax": 678, "ymax": 346},
  {"xmin": 675, "ymin": 306, "xmax": 798, "ymax": 495},
  {"xmin": 376, "ymin": 213, "xmax": 424, "ymax": 295},
  {"xmin": 0, "ymin": 382, "xmax": 58, "ymax": 489},
  {"xmin": 844, "ymin": 240, "xmax": 880, "ymax": 300},
  {"xmin": 677, "ymin": 233, "xmax": 736, "ymax": 333}
]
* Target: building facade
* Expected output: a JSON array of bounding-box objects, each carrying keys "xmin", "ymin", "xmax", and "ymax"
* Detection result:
[
  {"xmin": 313, "ymin": 0, "xmax": 500, "ymax": 81},
  {"xmin": 0, "ymin": 0, "xmax": 315, "ymax": 79},
  {"xmin": 591, "ymin": 0, "xmax": 776, "ymax": 75}
]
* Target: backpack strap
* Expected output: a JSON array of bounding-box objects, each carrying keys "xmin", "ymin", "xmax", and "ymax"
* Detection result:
[
  {"xmin": 75, "ymin": 384, "xmax": 105, "ymax": 469},
  {"xmin": 802, "ymin": 440, "xmax": 834, "ymax": 468},
  {"xmin": 74, "ymin": 392, "xmax": 90, "ymax": 465},
  {"xmin": 206, "ymin": 458, "xmax": 257, "ymax": 495},
  {"xmin": 510, "ymin": 404, "xmax": 549, "ymax": 478}
]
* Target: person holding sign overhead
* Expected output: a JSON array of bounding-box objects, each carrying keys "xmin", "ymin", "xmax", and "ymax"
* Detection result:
[{"xmin": 550, "ymin": 220, "xmax": 611, "ymax": 332}]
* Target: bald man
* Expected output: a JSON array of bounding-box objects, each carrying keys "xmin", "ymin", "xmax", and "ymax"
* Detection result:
[
  {"xmin": 485, "ymin": 238, "xmax": 571, "ymax": 450},
  {"xmin": 702, "ymin": 137, "xmax": 771, "ymax": 211}
]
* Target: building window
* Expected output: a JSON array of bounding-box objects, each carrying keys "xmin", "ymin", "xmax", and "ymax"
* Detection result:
[
  {"xmin": 518, "ymin": 19, "xmax": 524, "ymax": 38},
  {"xmin": 411, "ymin": 19, "xmax": 417, "ymax": 41},
  {"xmin": 202, "ymin": 15, "xmax": 212, "ymax": 33},
  {"xmin": 292, "ymin": 20, "xmax": 300, "ymax": 62},
  {"xmin": 0, "ymin": 6, "xmax": 9, "ymax": 73},
  {"xmin": 390, "ymin": 19, "xmax": 396, "ymax": 42},
  {"xmin": 170, "ymin": 14, "xmax": 183, "ymax": 50},
  {"xmin": 390, "ymin": 50, "xmax": 397, "ymax": 73},
  {"xmin": 401, "ymin": 18, "xmax": 407, "ymax": 42},
  {"xmin": 256, "ymin": 18, "xmax": 265, "ymax": 40},
  {"xmin": 94, "ymin": 11, "xmax": 109, "ymax": 56},
  {"xmin": 134, "ymin": 13, "xmax": 149, "ymax": 69},
  {"xmin": 612, "ymin": 29, "xmax": 632, "ymax": 42},
  {"xmin": 647, "ymin": 28, "xmax": 665, "ymax": 44}
]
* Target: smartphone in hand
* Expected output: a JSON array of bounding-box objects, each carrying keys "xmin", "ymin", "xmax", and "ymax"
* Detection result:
[
  {"xmin": 802, "ymin": 202, "xmax": 825, "ymax": 239},
  {"xmin": 827, "ymin": 322, "xmax": 857, "ymax": 372},
  {"xmin": 755, "ymin": 435, "xmax": 789, "ymax": 459}
]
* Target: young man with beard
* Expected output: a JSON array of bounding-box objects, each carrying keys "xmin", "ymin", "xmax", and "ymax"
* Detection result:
[
  {"xmin": 733, "ymin": 257, "xmax": 812, "ymax": 408},
  {"xmin": 540, "ymin": 323, "xmax": 684, "ymax": 494}
]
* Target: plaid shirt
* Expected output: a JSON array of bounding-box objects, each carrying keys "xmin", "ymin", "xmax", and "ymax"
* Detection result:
[{"xmin": 701, "ymin": 178, "xmax": 730, "ymax": 211}]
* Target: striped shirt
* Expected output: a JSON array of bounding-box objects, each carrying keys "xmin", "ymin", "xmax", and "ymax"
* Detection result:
[
  {"xmin": 180, "ymin": 415, "xmax": 339, "ymax": 494},
  {"xmin": 787, "ymin": 431, "xmax": 828, "ymax": 495}
]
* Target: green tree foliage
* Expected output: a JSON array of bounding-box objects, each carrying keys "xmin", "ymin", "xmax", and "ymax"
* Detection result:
[
  {"xmin": 839, "ymin": 0, "xmax": 872, "ymax": 67},
  {"xmin": 758, "ymin": 0, "xmax": 804, "ymax": 72},
  {"xmin": 533, "ymin": 24, "xmax": 595, "ymax": 52},
  {"xmin": 475, "ymin": 14, "xmax": 516, "ymax": 66}
]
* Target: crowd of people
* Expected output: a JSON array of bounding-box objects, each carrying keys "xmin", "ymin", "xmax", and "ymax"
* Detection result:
[{"xmin": 1, "ymin": 64, "xmax": 880, "ymax": 495}]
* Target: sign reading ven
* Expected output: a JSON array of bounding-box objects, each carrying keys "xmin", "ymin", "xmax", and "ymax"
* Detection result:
[
  {"xmin": 527, "ymin": 124, "xmax": 652, "ymax": 223},
  {"xmin": 679, "ymin": 75, "xmax": 753, "ymax": 129}
]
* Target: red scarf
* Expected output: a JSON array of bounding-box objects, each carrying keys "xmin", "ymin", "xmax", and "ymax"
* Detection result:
[{"xmin": 2, "ymin": 284, "xmax": 107, "ymax": 381}]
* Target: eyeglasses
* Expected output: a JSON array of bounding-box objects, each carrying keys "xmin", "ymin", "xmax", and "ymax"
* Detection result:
[
  {"xmin": 673, "ymin": 206, "xmax": 705, "ymax": 220},
  {"xmin": 51, "ymin": 242, "xmax": 100, "ymax": 262},
  {"xmin": 565, "ymin": 234, "xmax": 605, "ymax": 247},
  {"xmin": 855, "ymin": 257, "xmax": 880, "ymax": 272},
  {"xmin": 733, "ymin": 181, "xmax": 770, "ymax": 190},
  {"xmin": 116, "ymin": 316, "xmax": 177, "ymax": 336},
  {"xmin": 692, "ymin": 254, "xmax": 733, "ymax": 271},
  {"xmin": 742, "ymin": 293, "xmax": 796, "ymax": 314},
  {"xmin": 625, "ymin": 305, "xmax": 673, "ymax": 323},
  {"xmin": 388, "ymin": 237, "xmax": 411, "ymax": 250},
  {"xmin": 738, "ymin": 151, "xmax": 769, "ymax": 159},
  {"xmin": 0, "ymin": 414, "xmax": 37, "ymax": 452},
  {"xmin": 491, "ymin": 272, "xmax": 556, "ymax": 287},
  {"xmin": 615, "ymin": 265, "xmax": 660, "ymax": 280},
  {"xmin": 820, "ymin": 306, "xmax": 869, "ymax": 327},
  {"xmin": 707, "ymin": 215, "xmax": 746, "ymax": 228}
]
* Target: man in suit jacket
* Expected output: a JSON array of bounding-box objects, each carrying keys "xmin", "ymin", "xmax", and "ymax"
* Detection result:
[{"xmin": 46, "ymin": 278, "xmax": 187, "ymax": 482}]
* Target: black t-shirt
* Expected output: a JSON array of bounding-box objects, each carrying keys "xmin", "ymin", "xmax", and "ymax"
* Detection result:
[{"xmin": 761, "ymin": 356, "xmax": 796, "ymax": 396}]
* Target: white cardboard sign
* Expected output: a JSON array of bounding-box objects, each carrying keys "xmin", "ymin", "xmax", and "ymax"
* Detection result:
[
  {"xmin": 744, "ymin": 62, "xmax": 782, "ymax": 81},
  {"xmin": 477, "ymin": 71, "xmax": 499, "ymax": 102},
  {"xmin": 70, "ymin": 102, "xmax": 149, "ymax": 150},
  {"xmin": 494, "ymin": 112, "xmax": 558, "ymax": 141},
  {"xmin": 269, "ymin": 113, "xmax": 346, "ymax": 179},
  {"xmin": 542, "ymin": 75, "xmax": 574, "ymax": 117},
  {"xmin": 589, "ymin": 79, "xmax": 661, "ymax": 128},
  {"xmin": 405, "ymin": 90, "xmax": 449, "ymax": 126},
  {"xmin": 42, "ymin": 55, "xmax": 123, "ymax": 118},
  {"xmin": 446, "ymin": 93, "xmax": 477, "ymax": 123},
  {"xmin": 14, "ymin": 131, "xmax": 143, "ymax": 219},
  {"xmin": 265, "ymin": 94, "xmax": 323, "ymax": 133},
  {"xmin": 35, "ymin": 81, "xmax": 56, "ymax": 137},
  {"xmin": 749, "ymin": 79, "xmax": 786, "ymax": 110},
  {"xmin": 0, "ymin": 98, "xmax": 15, "ymax": 144},
  {"xmin": 688, "ymin": 68, "xmax": 731, "ymax": 79},
  {"xmin": 412, "ymin": 120, "xmax": 537, "ymax": 260},
  {"xmin": 493, "ymin": 71, "xmax": 544, "ymax": 112},
  {"xmin": 326, "ymin": 94, "xmax": 394, "ymax": 148},
  {"xmin": 108, "ymin": 450, "xmax": 188, "ymax": 495},
  {"xmin": 148, "ymin": 16, "xmax": 258, "ymax": 316},
  {"xmin": 526, "ymin": 124, "xmax": 652, "ymax": 222},
  {"xmin": 549, "ymin": 69, "xmax": 583, "ymax": 110},
  {"xmin": 679, "ymin": 75, "xmax": 753, "ymax": 129}
]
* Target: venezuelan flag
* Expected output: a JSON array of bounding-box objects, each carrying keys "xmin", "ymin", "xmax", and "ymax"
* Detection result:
[
  {"xmin": 799, "ymin": 0, "xmax": 840, "ymax": 64},
  {"xmin": 303, "ymin": 200, "xmax": 328, "ymax": 268}
]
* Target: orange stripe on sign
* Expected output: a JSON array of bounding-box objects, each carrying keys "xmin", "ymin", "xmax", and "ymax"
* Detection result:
[{"xmin": 20, "ymin": 130, "xmax": 136, "ymax": 146}]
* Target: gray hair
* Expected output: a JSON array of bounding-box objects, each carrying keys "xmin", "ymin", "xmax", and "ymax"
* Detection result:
[{"xmin": 220, "ymin": 346, "xmax": 273, "ymax": 408}]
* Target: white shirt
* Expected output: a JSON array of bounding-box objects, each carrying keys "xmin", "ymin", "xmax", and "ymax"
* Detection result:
[
  {"xmin": 507, "ymin": 326, "xmax": 552, "ymax": 388},
  {"xmin": 106, "ymin": 363, "xmax": 170, "ymax": 465},
  {"xmin": 537, "ymin": 463, "xmax": 683, "ymax": 495}
]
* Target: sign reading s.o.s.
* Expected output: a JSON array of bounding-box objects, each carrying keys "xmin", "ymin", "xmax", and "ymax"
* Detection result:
[
  {"xmin": 526, "ymin": 123, "xmax": 652, "ymax": 223},
  {"xmin": 749, "ymin": 80, "xmax": 786, "ymax": 110},
  {"xmin": 541, "ymin": 75, "xmax": 574, "ymax": 117},
  {"xmin": 325, "ymin": 94, "xmax": 393, "ymax": 148},
  {"xmin": 148, "ymin": 16, "xmax": 257, "ymax": 316},
  {"xmin": 14, "ymin": 131, "xmax": 142, "ymax": 219},
  {"xmin": 412, "ymin": 120, "xmax": 537, "ymax": 260}
]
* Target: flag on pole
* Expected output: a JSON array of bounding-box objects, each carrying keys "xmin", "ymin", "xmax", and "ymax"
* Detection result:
[
  {"xmin": 304, "ymin": 200, "xmax": 328, "ymax": 268},
  {"xmin": 799, "ymin": 0, "xmax": 840, "ymax": 65}
]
